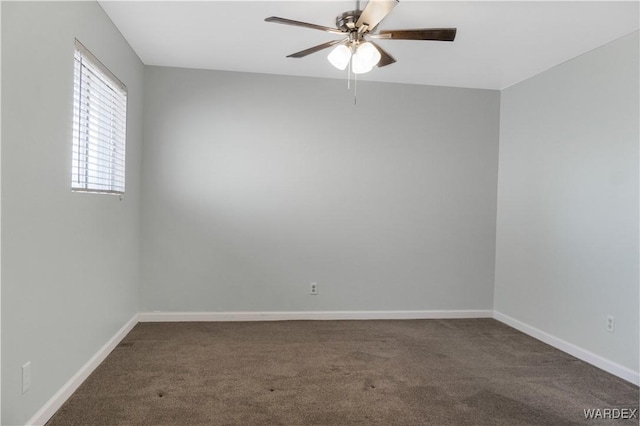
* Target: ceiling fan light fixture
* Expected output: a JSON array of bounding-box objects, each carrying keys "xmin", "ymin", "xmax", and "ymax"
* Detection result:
[
  {"xmin": 266, "ymin": 1, "xmax": 457, "ymax": 78},
  {"xmin": 351, "ymin": 42, "xmax": 380, "ymax": 74},
  {"xmin": 327, "ymin": 44, "xmax": 352, "ymax": 70}
]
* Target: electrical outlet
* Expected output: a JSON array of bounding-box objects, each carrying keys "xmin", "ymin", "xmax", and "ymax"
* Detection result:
[
  {"xmin": 22, "ymin": 362, "xmax": 31, "ymax": 394},
  {"xmin": 310, "ymin": 282, "xmax": 318, "ymax": 295},
  {"xmin": 606, "ymin": 315, "xmax": 615, "ymax": 333}
]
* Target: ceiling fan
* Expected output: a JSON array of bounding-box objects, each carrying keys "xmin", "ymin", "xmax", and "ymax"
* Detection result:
[{"xmin": 265, "ymin": 0, "xmax": 457, "ymax": 74}]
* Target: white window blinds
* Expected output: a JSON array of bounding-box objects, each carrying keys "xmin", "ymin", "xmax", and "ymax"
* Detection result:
[{"xmin": 71, "ymin": 39, "xmax": 127, "ymax": 194}]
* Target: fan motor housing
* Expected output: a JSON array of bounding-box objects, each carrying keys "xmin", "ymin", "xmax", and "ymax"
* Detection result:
[{"xmin": 336, "ymin": 10, "xmax": 362, "ymax": 32}]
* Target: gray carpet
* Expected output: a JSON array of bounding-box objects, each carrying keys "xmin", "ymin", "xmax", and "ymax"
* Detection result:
[{"xmin": 47, "ymin": 319, "xmax": 639, "ymax": 425}]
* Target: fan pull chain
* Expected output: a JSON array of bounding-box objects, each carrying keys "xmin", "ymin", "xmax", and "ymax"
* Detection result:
[
  {"xmin": 354, "ymin": 72, "xmax": 358, "ymax": 106},
  {"xmin": 345, "ymin": 55, "xmax": 357, "ymax": 106}
]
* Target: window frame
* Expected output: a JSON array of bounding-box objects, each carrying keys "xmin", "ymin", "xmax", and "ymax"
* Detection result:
[{"xmin": 71, "ymin": 39, "xmax": 128, "ymax": 195}]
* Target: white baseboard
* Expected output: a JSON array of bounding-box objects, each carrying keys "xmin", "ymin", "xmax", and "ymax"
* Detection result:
[
  {"xmin": 26, "ymin": 314, "xmax": 139, "ymax": 426},
  {"xmin": 493, "ymin": 311, "xmax": 639, "ymax": 386},
  {"xmin": 138, "ymin": 309, "xmax": 494, "ymax": 322}
]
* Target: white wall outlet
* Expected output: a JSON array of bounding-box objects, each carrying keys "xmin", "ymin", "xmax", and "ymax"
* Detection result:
[
  {"xmin": 22, "ymin": 362, "xmax": 31, "ymax": 394},
  {"xmin": 310, "ymin": 282, "xmax": 318, "ymax": 295},
  {"xmin": 606, "ymin": 315, "xmax": 615, "ymax": 333}
]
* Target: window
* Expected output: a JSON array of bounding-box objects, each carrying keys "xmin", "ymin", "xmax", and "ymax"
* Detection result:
[{"xmin": 71, "ymin": 39, "xmax": 127, "ymax": 194}]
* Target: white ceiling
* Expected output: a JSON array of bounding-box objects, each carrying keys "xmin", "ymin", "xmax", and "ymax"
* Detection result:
[{"xmin": 99, "ymin": 1, "xmax": 639, "ymax": 90}]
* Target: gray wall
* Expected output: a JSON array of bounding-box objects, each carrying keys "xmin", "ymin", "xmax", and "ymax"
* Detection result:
[
  {"xmin": 140, "ymin": 67, "xmax": 500, "ymax": 313},
  {"xmin": 0, "ymin": 4, "xmax": 3, "ymax": 422},
  {"xmin": 494, "ymin": 32, "xmax": 639, "ymax": 371},
  {"xmin": 1, "ymin": 2, "xmax": 144, "ymax": 424}
]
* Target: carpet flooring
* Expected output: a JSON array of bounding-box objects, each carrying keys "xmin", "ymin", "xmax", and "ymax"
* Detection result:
[{"xmin": 47, "ymin": 319, "xmax": 639, "ymax": 425}]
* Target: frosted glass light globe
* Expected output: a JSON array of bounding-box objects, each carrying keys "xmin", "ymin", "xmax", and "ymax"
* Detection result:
[
  {"xmin": 327, "ymin": 44, "xmax": 352, "ymax": 70},
  {"xmin": 357, "ymin": 42, "xmax": 381, "ymax": 68}
]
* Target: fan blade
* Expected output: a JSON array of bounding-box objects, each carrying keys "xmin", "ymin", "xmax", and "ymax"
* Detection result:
[
  {"xmin": 372, "ymin": 28, "xmax": 457, "ymax": 41},
  {"xmin": 265, "ymin": 16, "xmax": 345, "ymax": 35},
  {"xmin": 286, "ymin": 38, "xmax": 348, "ymax": 58},
  {"xmin": 369, "ymin": 42, "xmax": 396, "ymax": 67},
  {"xmin": 355, "ymin": 0, "xmax": 398, "ymax": 32}
]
